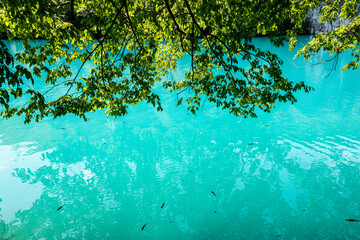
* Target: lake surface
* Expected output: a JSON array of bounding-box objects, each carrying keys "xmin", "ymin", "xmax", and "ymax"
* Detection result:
[{"xmin": 1, "ymin": 36, "xmax": 360, "ymax": 239}]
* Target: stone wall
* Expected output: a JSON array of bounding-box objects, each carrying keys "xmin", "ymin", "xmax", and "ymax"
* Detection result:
[{"xmin": 303, "ymin": 4, "xmax": 355, "ymax": 34}]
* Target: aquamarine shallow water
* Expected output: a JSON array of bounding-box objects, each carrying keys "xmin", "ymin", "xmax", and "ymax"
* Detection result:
[{"xmin": 1, "ymin": 36, "xmax": 360, "ymax": 239}]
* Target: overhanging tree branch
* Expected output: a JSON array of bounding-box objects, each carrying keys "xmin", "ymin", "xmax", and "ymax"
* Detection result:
[{"xmin": 164, "ymin": 0, "xmax": 186, "ymax": 35}]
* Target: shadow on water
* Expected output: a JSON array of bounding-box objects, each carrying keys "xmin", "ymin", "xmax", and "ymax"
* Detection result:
[{"xmin": 0, "ymin": 221, "xmax": 15, "ymax": 240}]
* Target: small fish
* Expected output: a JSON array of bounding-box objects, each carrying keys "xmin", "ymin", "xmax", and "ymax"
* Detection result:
[
  {"xmin": 189, "ymin": 170, "xmax": 193, "ymax": 172},
  {"xmin": 264, "ymin": 125, "xmax": 270, "ymax": 127},
  {"xmin": 161, "ymin": 202, "xmax": 165, "ymax": 208},
  {"xmin": 276, "ymin": 234, "xmax": 282, "ymax": 238},
  {"xmin": 214, "ymin": 211, "xmax": 217, "ymax": 213},
  {"xmin": 346, "ymin": 219, "xmax": 360, "ymax": 222},
  {"xmin": 302, "ymin": 209, "xmax": 306, "ymax": 212},
  {"xmin": 169, "ymin": 221, "xmax": 173, "ymax": 223},
  {"xmin": 211, "ymin": 191, "xmax": 216, "ymax": 197},
  {"xmin": 57, "ymin": 204, "xmax": 65, "ymax": 211},
  {"xmin": 59, "ymin": 128, "xmax": 66, "ymax": 130},
  {"xmin": 248, "ymin": 142, "xmax": 257, "ymax": 145},
  {"xmin": 123, "ymin": 121, "xmax": 126, "ymax": 123},
  {"xmin": 141, "ymin": 223, "xmax": 147, "ymax": 230}
]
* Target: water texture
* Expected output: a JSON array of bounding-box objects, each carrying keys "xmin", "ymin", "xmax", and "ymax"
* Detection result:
[{"xmin": 0, "ymin": 37, "xmax": 360, "ymax": 239}]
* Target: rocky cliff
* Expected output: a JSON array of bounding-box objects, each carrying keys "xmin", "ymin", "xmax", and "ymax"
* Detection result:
[{"xmin": 304, "ymin": 5, "xmax": 351, "ymax": 34}]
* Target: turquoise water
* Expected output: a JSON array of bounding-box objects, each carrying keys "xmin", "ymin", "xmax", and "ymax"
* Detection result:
[{"xmin": 1, "ymin": 36, "xmax": 360, "ymax": 239}]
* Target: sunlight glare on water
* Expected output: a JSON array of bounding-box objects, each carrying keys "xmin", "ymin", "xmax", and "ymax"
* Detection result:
[{"xmin": 1, "ymin": 36, "xmax": 360, "ymax": 239}]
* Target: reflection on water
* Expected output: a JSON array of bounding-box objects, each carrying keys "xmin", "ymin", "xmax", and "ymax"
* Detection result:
[{"xmin": 1, "ymin": 37, "xmax": 360, "ymax": 239}]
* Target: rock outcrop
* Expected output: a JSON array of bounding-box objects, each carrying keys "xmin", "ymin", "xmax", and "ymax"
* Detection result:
[{"xmin": 304, "ymin": 5, "xmax": 352, "ymax": 34}]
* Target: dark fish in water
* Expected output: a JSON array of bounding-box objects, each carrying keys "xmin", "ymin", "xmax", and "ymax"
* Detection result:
[
  {"xmin": 214, "ymin": 211, "xmax": 217, "ymax": 213},
  {"xmin": 59, "ymin": 128, "xmax": 65, "ymax": 130},
  {"xmin": 57, "ymin": 204, "xmax": 65, "ymax": 211},
  {"xmin": 248, "ymin": 142, "xmax": 257, "ymax": 145},
  {"xmin": 141, "ymin": 223, "xmax": 147, "ymax": 230},
  {"xmin": 264, "ymin": 125, "xmax": 270, "ymax": 127},
  {"xmin": 211, "ymin": 191, "xmax": 216, "ymax": 197},
  {"xmin": 346, "ymin": 219, "xmax": 360, "ymax": 222},
  {"xmin": 161, "ymin": 202, "xmax": 165, "ymax": 208},
  {"xmin": 276, "ymin": 234, "xmax": 282, "ymax": 237}
]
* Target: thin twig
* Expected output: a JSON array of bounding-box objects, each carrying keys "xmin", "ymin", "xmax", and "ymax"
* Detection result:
[{"xmin": 65, "ymin": 3, "xmax": 124, "ymax": 95}]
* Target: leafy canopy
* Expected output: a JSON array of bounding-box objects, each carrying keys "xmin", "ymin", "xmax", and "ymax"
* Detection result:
[{"xmin": 0, "ymin": 0, "xmax": 357, "ymax": 123}]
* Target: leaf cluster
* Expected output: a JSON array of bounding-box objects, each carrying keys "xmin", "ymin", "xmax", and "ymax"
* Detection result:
[
  {"xmin": 289, "ymin": 0, "xmax": 360, "ymax": 72},
  {"xmin": 2, "ymin": 0, "xmax": 352, "ymax": 122}
]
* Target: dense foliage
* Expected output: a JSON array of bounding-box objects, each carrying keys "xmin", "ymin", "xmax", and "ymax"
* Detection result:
[{"xmin": 0, "ymin": 0, "xmax": 358, "ymax": 123}]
